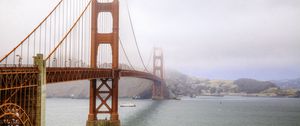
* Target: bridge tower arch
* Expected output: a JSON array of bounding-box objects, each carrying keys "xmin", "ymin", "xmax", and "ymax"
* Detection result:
[
  {"xmin": 88, "ymin": 0, "xmax": 120, "ymax": 126},
  {"xmin": 152, "ymin": 47, "xmax": 164, "ymax": 100}
]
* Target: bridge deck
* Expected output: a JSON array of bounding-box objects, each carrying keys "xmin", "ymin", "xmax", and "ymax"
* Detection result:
[{"xmin": 0, "ymin": 67, "xmax": 163, "ymax": 86}]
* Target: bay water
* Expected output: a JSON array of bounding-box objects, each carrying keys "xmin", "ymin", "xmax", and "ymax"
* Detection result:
[{"xmin": 46, "ymin": 96, "xmax": 300, "ymax": 126}]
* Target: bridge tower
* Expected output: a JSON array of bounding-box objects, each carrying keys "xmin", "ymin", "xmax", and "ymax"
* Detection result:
[
  {"xmin": 152, "ymin": 47, "xmax": 164, "ymax": 100},
  {"xmin": 87, "ymin": 0, "xmax": 120, "ymax": 126}
]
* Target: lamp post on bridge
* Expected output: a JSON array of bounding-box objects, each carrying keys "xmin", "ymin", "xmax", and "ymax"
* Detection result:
[
  {"xmin": 68, "ymin": 59, "xmax": 72, "ymax": 67},
  {"xmin": 52, "ymin": 58, "xmax": 57, "ymax": 67},
  {"xmin": 16, "ymin": 54, "xmax": 22, "ymax": 67}
]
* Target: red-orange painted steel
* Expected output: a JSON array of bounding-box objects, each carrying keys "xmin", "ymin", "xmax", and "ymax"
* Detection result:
[
  {"xmin": 153, "ymin": 48, "xmax": 165, "ymax": 99},
  {"xmin": 0, "ymin": 67, "xmax": 162, "ymax": 85},
  {"xmin": 1, "ymin": 0, "xmax": 166, "ymax": 125},
  {"xmin": 0, "ymin": 67, "xmax": 39, "ymax": 125},
  {"xmin": 89, "ymin": 0, "xmax": 120, "ymax": 121},
  {"xmin": 46, "ymin": 68, "xmax": 113, "ymax": 83}
]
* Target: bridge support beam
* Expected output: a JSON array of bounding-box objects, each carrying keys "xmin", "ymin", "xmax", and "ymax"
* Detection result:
[
  {"xmin": 34, "ymin": 54, "xmax": 46, "ymax": 126},
  {"xmin": 87, "ymin": 120, "xmax": 120, "ymax": 126},
  {"xmin": 152, "ymin": 82, "xmax": 164, "ymax": 100},
  {"xmin": 88, "ymin": 79, "xmax": 97, "ymax": 121},
  {"xmin": 152, "ymin": 48, "xmax": 165, "ymax": 100},
  {"xmin": 111, "ymin": 70, "xmax": 120, "ymax": 121},
  {"xmin": 87, "ymin": 73, "xmax": 120, "ymax": 126},
  {"xmin": 88, "ymin": 0, "xmax": 120, "ymax": 125}
]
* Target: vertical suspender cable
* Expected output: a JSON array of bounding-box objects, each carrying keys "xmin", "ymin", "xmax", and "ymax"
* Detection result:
[
  {"xmin": 39, "ymin": 26, "xmax": 42, "ymax": 53},
  {"xmin": 64, "ymin": 0, "xmax": 68, "ymax": 66},
  {"xmin": 48, "ymin": 14, "xmax": 52, "ymax": 66},
  {"xmin": 13, "ymin": 51, "xmax": 15, "ymax": 65},
  {"xmin": 56, "ymin": 4, "xmax": 60, "ymax": 66},
  {"xmin": 20, "ymin": 42, "xmax": 23, "ymax": 66},
  {"xmin": 81, "ymin": 15, "xmax": 84, "ymax": 65},
  {"xmin": 77, "ymin": 16, "xmax": 78, "ymax": 66},
  {"xmin": 27, "ymin": 36, "xmax": 30, "ymax": 65},
  {"xmin": 68, "ymin": 0, "xmax": 72, "ymax": 67},
  {"xmin": 61, "ymin": 1, "xmax": 64, "ymax": 66},
  {"xmin": 54, "ymin": 7, "xmax": 57, "ymax": 67},
  {"xmin": 34, "ymin": 31, "xmax": 36, "ymax": 58},
  {"xmin": 44, "ymin": 20, "xmax": 47, "ymax": 57}
]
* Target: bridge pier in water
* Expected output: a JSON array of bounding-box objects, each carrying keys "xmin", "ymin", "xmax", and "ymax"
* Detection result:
[
  {"xmin": 87, "ymin": 75, "xmax": 120, "ymax": 126},
  {"xmin": 152, "ymin": 48, "xmax": 165, "ymax": 100},
  {"xmin": 152, "ymin": 82, "xmax": 164, "ymax": 100}
]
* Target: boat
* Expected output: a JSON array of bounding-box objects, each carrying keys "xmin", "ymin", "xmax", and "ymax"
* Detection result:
[
  {"xmin": 211, "ymin": 94, "xmax": 224, "ymax": 97},
  {"xmin": 175, "ymin": 97, "xmax": 181, "ymax": 100},
  {"xmin": 175, "ymin": 95, "xmax": 183, "ymax": 100},
  {"xmin": 120, "ymin": 103, "xmax": 136, "ymax": 107},
  {"xmin": 70, "ymin": 94, "xmax": 75, "ymax": 99},
  {"xmin": 132, "ymin": 96, "xmax": 141, "ymax": 99},
  {"xmin": 190, "ymin": 94, "xmax": 197, "ymax": 98}
]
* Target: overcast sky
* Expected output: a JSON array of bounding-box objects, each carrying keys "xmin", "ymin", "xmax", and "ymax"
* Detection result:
[{"xmin": 0, "ymin": 0, "xmax": 299, "ymax": 80}]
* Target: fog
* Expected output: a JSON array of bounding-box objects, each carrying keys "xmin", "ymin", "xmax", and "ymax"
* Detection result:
[{"xmin": 0, "ymin": 0, "xmax": 299, "ymax": 80}]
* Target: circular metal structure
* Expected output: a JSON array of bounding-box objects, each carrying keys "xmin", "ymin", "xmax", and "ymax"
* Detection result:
[{"xmin": 0, "ymin": 103, "xmax": 32, "ymax": 126}]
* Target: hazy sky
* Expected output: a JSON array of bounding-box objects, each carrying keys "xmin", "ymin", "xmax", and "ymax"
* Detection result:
[{"xmin": 0, "ymin": 0, "xmax": 299, "ymax": 80}]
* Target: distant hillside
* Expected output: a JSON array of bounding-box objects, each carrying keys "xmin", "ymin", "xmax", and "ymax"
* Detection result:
[
  {"xmin": 46, "ymin": 70, "xmax": 300, "ymax": 99},
  {"xmin": 165, "ymin": 70, "xmax": 236, "ymax": 96},
  {"xmin": 47, "ymin": 78, "xmax": 153, "ymax": 99},
  {"xmin": 234, "ymin": 78, "xmax": 277, "ymax": 93},
  {"xmin": 271, "ymin": 78, "xmax": 300, "ymax": 89},
  {"xmin": 165, "ymin": 71, "xmax": 299, "ymax": 97}
]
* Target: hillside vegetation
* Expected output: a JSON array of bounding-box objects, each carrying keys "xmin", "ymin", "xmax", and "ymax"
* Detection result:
[{"xmin": 46, "ymin": 70, "xmax": 300, "ymax": 98}]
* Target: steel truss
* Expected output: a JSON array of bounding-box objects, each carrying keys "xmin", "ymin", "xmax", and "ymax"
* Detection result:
[{"xmin": 0, "ymin": 67, "xmax": 39, "ymax": 126}]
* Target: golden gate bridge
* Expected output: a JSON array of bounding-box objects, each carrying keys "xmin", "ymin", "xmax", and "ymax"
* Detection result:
[{"xmin": 0, "ymin": 0, "xmax": 166, "ymax": 125}]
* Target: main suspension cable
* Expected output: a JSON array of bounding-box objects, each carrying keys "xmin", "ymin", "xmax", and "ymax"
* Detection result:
[
  {"xmin": 125, "ymin": 0, "xmax": 149, "ymax": 72},
  {"xmin": 119, "ymin": 38, "xmax": 135, "ymax": 70}
]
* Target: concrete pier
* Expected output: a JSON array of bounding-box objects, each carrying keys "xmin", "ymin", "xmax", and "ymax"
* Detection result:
[
  {"xmin": 152, "ymin": 96, "xmax": 164, "ymax": 100},
  {"xmin": 34, "ymin": 54, "xmax": 46, "ymax": 126},
  {"xmin": 86, "ymin": 120, "xmax": 120, "ymax": 126}
]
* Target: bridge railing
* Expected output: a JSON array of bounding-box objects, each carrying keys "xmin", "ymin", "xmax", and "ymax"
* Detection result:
[{"xmin": 0, "ymin": 64, "xmax": 36, "ymax": 68}]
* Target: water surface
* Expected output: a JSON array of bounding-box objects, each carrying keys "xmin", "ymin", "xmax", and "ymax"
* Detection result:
[{"xmin": 46, "ymin": 96, "xmax": 300, "ymax": 126}]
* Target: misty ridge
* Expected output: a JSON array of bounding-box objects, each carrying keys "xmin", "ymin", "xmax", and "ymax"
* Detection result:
[{"xmin": 47, "ymin": 69, "xmax": 300, "ymax": 99}]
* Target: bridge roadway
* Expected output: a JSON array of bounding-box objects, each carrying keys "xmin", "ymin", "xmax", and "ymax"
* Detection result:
[{"xmin": 0, "ymin": 67, "xmax": 163, "ymax": 88}]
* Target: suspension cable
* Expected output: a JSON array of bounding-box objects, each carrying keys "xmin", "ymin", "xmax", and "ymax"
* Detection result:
[
  {"xmin": 125, "ymin": 0, "xmax": 149, "ymax": 72},
  {"xmin": 119, "ymin": 38, "xmax": 135, "ymax": 70},
  {"xmin": 146, "ymin": 51, "xmax": 153, "ymax": 70},
  {"xmin": 45, "ymin": 0, "xmax": 92, "ymax": 61},
  {"xmin": 0, "ymin": 0, "xmax": 64, "ymax": 62}
]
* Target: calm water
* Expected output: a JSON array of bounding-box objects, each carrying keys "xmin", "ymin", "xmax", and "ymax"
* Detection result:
[{"xmin": 46, "ymin": 96, "xmax": 300, "ymax": 126}]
